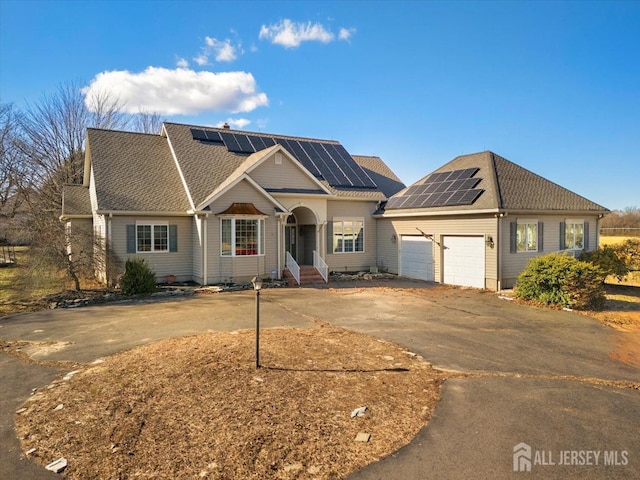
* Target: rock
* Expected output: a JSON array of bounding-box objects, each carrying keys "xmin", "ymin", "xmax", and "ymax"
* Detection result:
[
  {"xmin": 26, "ymin": 448, "xmax": 37, "ymax": 456},
  {"xmin": 15, "ymin": 408, "xmax": 27, "ymax": 414},
  {"xmin": 308, "ymin": 465, "xmax": 321, "ymax": 474},
  {"xmin": 284, "ymin": 463, "xmax": 303, "ymax": 472},
  {"xmin": 351, "ymin": 406, "xmax": 367, "ymax": 418},
  {"xmin": 382, "ymin": 355, "xmax": 394, "ymax": 361},
  {"xmin": 63, "ymin": 370, "xmax": 81, "ymax": 381},
  {"xmin": 45, "ymin": 457, "xmax": 67, "ymax": 473},
  {"xmin": 53, "ymin": 403, "xmax": 64, "ymax": 411},
  {"xmin": 355, "ymin": 432, "xmax": 371, "ymax": 442}
]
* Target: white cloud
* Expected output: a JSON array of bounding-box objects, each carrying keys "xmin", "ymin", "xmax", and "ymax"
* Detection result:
[
  {"xmin": 339, "ymin": 27, "xmax": 356, "ymax": 41},
  {"xmin": 259, "ymin": 19, "xmax": 335, "ymax": 48},
  {"xmin": 82, "ymin": 67, "xmax": 269, "ymax": 116},
  {"xmin": 215, "ymin": 118, "xmax": 251, "ymax": 129},
  {"xmin": 194, "ymin": 37, "xmax": 240, "ymax": 65},
  {"xmin": 176, "ymin": 57, "xmax": 189, "ymax": 68},
  {"xmin": 205, "ymin": 37, "xmax": 238, "ymax": 62}
]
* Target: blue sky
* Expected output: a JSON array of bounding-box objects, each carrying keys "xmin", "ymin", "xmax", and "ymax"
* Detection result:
[{"xmin": 1, "ymin": 0, "xmax": 638, "ymax": 210}]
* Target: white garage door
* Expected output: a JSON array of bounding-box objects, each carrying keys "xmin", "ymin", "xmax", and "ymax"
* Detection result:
[
  {"xmin": 443, "ymin": 236, "xmax": 485, "ymax": 288},
  {"xmin": 400, "ymin": 236, "xmax": 434, "ymax": 281}
]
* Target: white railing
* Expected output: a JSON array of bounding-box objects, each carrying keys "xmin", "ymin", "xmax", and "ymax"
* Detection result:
[
  {"xmin": 313, "ymin": 250, "xmax": 329, "ymax": 283},
  {"xmin": 285, "ymin": 251, "xmax": 300, "ymax": 285}
]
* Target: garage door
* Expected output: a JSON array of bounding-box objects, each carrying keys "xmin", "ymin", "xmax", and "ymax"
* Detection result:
[
  {"xmin": 400, "ymin": 236, "xmax": 434, "ymax": 281},
  {"xmin": 443, "ymin": 236, "xmax": 485, "ymax": 288}
]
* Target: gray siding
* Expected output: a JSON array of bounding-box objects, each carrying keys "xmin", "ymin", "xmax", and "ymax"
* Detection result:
[
  {"xmin": 500, "ymin": 214, "xmax": 600, "ymax": 288},
  {"xmin": 249, "ymin": 153, "xmax": 320, "ymax": 190},
  {"xmin": 377, "ymin": 214, "xmax": 498, "ymax": 289},
  {"xmin": 206, "ymin": 179, "xmax": 278, "ymax": 283},
  {"xmin": 111, "ymin": 216, "xmax": 194, "ymax": 282},
  {"xmin": 326, "ymin": 200, "xmax": 378, "ymax": 272}
]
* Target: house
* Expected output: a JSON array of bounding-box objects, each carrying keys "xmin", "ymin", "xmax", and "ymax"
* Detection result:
[
  {"xmin": 61, "ymin": 122, "xmax": 405, "ymax": 286},
  {"xmin": 377, "ymin": 151, "xmax": 608, "ymax": 289},
  {"xmin": 61, "ymin": 124, "xmax": 607, "ymax": 290}
]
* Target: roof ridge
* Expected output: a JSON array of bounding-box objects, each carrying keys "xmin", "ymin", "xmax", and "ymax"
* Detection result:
[
  {"xmin": 163, "ymin": 121, "xmax": 341, "ymax": 144},
  {"xmin": 87, "ymin": 127, "xmax": 161, "ymax": 137},
  {"xmin": 492, "ymin": 153, "xmax": 608, "ymax": 210}
]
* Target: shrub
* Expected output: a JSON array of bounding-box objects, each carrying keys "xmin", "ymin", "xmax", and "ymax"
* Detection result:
[
  {"xmin": 515, "ymin": 253, "xmax": 606, "ymax": 310},
  {"xmin": 580, "ymin": 246, "xmax": 629, "ymax": 280},
  {"xmin": 581, "ymin": 238, "xmax": 640, "ymax": 281},
  {"xmin": 121, "ymin": 257, "xmax": 157, "ymax": 296}
]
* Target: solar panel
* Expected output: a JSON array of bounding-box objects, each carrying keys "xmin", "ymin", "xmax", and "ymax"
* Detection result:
[
  {"xmin": 459, "ymin": 168, "xmax": 479, "ymax": 179},
  {"xmin": 234, "ymin": 134, "xmax": 255, "ymax": 153},
  {"xmin": 386, "ymin": 165, "xmax": 484, "ymax": 210},
  {"xmin": 247, "ymin": 135, "xmax": 266, "ymax": 151},
  {"xmin": 191, "ymin": 129, "xmax": 208, "ymax": 141},
  {"xmin": 299, "ymin": 141, "xmax": 339, "ymax": 184},
  {"xmin": 199, "ymin": 130, "xmax": 377, "ymax": 189},
  {"xmin": 459, "ymin": 178, "xmax": 481, "ymax": 190},
  {"xmin": 204, "ymin": 130, "xmax": 222, "ymax": 142},
  {"xmin": 220, "ymin": 132, "xmax": 242, "ymax": 152}
]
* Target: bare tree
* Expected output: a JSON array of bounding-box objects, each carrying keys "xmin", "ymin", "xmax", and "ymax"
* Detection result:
[
  {"xmin": 131, "ymin": 110, "xmax": 165, "ymax": 134},
  {"xmin": 12, "ymin": 81, "xmax": 131, "ymax": 289},
  {"xmin": 0, "ymin": 103, "xmax": 22, "ymax": 215}
]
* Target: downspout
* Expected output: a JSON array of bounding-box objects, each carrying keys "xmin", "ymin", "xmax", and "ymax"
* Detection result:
[
  {"xmin": 496, "ymin": 212, "xmax": 506, "ymax": 291},
  {"xmin": 202, "ymin": 215, "xmax": 208, "ymax": 285},
  {"xmin": 107, "ymin": 213, "xmax": 113, "ymax": 285},
  {"xmin": 277, "ymin": 216, "xmax": 281, "ymax": 279}
]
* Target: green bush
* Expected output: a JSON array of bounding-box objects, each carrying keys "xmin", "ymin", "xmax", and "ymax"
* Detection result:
[
  {"xmin": 121, "ymin": 257, "xmax": 157, "ymax": 296},
  {"xmin": 580, "ymin": 246, "xmax": 629, "ymax": 280},
  {"xmin": 580, "ymin": 238, "xmax": 640, "ymax": 280},
  {"xmin": 515, "ymin": 253, "xmax": 606, "ymax": 310}
]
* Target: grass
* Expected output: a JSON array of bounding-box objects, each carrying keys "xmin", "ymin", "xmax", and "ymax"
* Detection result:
[{"xmin": 0, "ymin": 247, "xmax": 69, "ymax": 317}]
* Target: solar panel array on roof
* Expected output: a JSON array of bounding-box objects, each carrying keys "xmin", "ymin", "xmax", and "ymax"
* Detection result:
[
  {"xmin": 386, "ymin": 168, "xmax": 484, "ymax": 209},
  {"xmin": 191, "ymin": 128, "xmax": 376, "ymax": 189}
]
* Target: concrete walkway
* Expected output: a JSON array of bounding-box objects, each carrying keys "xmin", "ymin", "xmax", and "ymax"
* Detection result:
[{"xmin": 1, "ymin": 282, "xmax": 638, "ymax": 479}]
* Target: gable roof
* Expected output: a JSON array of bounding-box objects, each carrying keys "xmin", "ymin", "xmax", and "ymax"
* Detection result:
[
  {"xmin": 353, "ymin": 155, "xmax": 406, "ymax": 198},
  {"xmin": 86, "ymin": 128, "xmax": 191, "ymax": 213},
  {"xmin": 386, "ymin": 151, "xmax": 608, "ymax": 214},
  {"xmin": 83, "ymin": 123, "xmax": 400, "ymax": 216},
  {"xmin": 61, "ymin": 184, "xmax": 92, "ymax": 218},
  {"xmin": 163, "ymin": 122, "xmax": 395, "ymax": 203}
]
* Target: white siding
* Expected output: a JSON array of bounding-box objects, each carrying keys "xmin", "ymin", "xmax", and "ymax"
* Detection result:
[{"xmin": 326, "ymin": 200, "xmax": 378, "ymax": 272}]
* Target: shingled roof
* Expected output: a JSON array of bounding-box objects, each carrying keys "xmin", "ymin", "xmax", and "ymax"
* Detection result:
[
  {"xmin": 386, "ymin": 151, "xmax": 608, "ymax": 214},
  {"xmin": 86, "ymin": 129, "xmax": 191, "ymax": 212},
  {"xmin": 61, "ymin": 184, "xmax": 92, "ymax": 218},
  {"xmin": 353, "ymin": 155, "xmax": 406, "ymax": 198}
]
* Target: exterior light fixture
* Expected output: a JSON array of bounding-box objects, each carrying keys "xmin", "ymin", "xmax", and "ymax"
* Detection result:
[{"xmin": 251, "ymin": 276, "xmax": 263, "ymax": 368}]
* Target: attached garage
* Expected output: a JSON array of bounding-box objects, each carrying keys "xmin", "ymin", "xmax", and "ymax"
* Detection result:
[
  {"xmin": 443, "ymin": 236, "xmax": 485, "ymax": 288},
  {"xmin": 400, "ymin": 236, "xmax": 434, "ymax": 281}
]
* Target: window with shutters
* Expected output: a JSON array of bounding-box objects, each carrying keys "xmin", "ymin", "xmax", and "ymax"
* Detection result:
[
  {"xmin": 136, "ymin": 224, "xmax": 168, "ymax": 252},
  {"xmin": 516, "ymin": 221, "xmax": 538, "ymax": 252},
  {"xmin": 565, "ymin": 221, "xmax": 584, "ymax": 250}
]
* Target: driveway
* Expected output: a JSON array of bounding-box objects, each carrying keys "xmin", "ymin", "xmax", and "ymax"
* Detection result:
[{"xmin": 1, "ymin": 281, "xmax": 638, "ymax": 479}]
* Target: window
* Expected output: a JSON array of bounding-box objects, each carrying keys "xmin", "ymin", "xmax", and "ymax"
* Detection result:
[
  {"xmin": 516, "ymin": 222, "xmax": 538, "ymax": 252},
  {"xmin": 221, "ymin": 218, "xmax": 265, "ymax": 256},
  {"xmin": 565, "ymin": 222, "xmax": 584, "ymax": 250},
  {"xmin": 136, "ymin": 224, "xmax": 168, "ymax": 252},
  {"xmin": 333, "ymin": 218, "xmax": 364, "ymax": 253}
]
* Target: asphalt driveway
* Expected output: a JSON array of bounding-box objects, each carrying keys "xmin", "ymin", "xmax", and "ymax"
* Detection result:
[{"xmin": 1, "ymin": 281, "xmax": 638, "ymax": 479}]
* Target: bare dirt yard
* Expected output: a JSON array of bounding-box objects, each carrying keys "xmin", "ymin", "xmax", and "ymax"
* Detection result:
[{"xmin": 14, "ymin": 326, "xmax": 443, "ymax": 479}]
